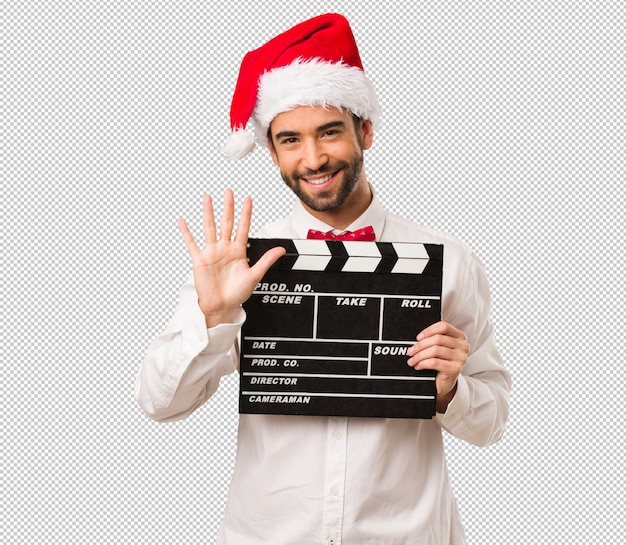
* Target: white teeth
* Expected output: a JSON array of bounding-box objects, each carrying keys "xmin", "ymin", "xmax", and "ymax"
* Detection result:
[{"xmin": 306, "ymin": 173, "xmax": 333, "ymax": 185}]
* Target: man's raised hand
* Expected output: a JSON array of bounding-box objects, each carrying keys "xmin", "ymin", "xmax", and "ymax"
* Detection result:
[{"xmin": 177, "ymin": 189, "xmax": 286, "ymax": 328}]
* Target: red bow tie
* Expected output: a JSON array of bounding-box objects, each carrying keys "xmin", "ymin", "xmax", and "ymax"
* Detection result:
[{"xmin": 306, "ymin": 225, "xmax": 376, "ymax": 241}]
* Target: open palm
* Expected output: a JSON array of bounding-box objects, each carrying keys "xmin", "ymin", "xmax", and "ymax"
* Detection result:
[{"xmin": 177, "ymin": 189, "xmax": 285, "ymax": 328}]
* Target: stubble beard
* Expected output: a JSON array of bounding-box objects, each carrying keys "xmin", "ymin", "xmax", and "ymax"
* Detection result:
[{"xmin": 280, "ymin": 152, "xmax": 365, "ymax": 213}]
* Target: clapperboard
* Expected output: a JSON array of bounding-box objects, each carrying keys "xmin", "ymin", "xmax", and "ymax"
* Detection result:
[{"xmin": 239, "ymin": 238, "xmax": 443, "ymax": 419}]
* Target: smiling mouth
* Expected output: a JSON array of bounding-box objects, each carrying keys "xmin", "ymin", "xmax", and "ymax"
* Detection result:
[{"xmin": 301, "ymin": 171, "xmax": 337, "ymax": 185}]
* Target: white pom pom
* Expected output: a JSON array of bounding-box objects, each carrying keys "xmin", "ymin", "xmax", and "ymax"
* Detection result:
[{"xmin": 222, "ymin": 129, "xmax": 256, "ymax": 160}]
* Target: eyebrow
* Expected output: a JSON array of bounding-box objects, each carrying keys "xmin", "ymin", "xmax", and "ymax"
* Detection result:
[{"xmin": 274, "ymin": 120, "xmax": 347, "ymax": 142}]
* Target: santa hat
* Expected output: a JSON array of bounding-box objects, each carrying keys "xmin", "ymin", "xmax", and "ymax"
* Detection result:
[{"xmin": 222, "ymin": 13, "xmax": 381, "ymax": 160}]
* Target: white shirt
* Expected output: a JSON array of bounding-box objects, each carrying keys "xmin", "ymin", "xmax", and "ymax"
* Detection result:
[{"xmin": 135, "ymin": 189, "xmax": 511, "ymax": 545}]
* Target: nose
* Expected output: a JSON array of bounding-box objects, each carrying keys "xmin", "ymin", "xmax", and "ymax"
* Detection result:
[{"xmin": 301, "ymin": 139, "xmax": 328, "ymax": 172}]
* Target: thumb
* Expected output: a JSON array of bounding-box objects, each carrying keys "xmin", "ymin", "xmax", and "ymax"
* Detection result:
[{"xmin": 249, "ymin": 246, "xmax": 287, "ymax": 282}]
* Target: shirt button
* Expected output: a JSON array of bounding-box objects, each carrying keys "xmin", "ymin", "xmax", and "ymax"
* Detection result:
[
  {"xmin": 330, "ymin": 487, "xmax": 340, "ymax": 496},
  {"xmin": 333, "ymin": 430, "xmax": 342, "ymax": 440}
]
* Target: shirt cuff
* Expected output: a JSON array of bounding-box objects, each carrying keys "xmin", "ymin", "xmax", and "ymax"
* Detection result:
[
  {"xmin": 436, "ymin": 373, "xmax": 470, "ymax": 428},
  {"xmin": 202, "ymin": 307, "xmax": 246, "ymax": 354}
]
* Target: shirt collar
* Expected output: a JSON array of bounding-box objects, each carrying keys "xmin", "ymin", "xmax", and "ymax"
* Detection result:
[{"xmin": 290, "ymin": 183, "xmax": 386, "ymax": 239}]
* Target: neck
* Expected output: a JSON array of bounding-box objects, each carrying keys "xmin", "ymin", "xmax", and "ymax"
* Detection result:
[{"xmin": 303, "ymin": 176, "xmax": 373, "ymax": 230}]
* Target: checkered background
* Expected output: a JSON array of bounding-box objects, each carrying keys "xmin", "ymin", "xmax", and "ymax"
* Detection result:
[{"xmin": 4, "ymin": 1, "xmax": 623, "ymax": 543}]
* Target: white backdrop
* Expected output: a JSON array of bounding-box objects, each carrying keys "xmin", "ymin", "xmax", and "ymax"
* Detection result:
[{"xmin": 4, "ymin": 1, "xmax": 624, "ymax": 543}]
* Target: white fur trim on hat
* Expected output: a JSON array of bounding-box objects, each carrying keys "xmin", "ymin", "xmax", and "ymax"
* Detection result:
[
  {"xmin": 222, "ymin": 127, "xmax": 257, "ymax": 160},
  {"xmin": 252, "ymin": 58, "xmax": 381, "ymax": 147}
]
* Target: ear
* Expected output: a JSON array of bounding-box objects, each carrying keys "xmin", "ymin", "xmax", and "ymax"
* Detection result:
[{"xmin": 360, "ymin": 119, "xmax": 374, "ymax": 150}]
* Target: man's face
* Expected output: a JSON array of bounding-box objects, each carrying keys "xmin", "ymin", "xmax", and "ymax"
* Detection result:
[{"xmin": 268, "ymin": 106, "xmax": 373, "ymax": 213}]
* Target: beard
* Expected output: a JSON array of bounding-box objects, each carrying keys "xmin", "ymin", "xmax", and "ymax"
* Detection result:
[{"xmin": 279, "ymin": 151, "xmax": 365, "ymax": 212}]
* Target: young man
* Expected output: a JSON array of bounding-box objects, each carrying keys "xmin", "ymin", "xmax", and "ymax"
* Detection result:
[{"xmin": 135, "ymin": 13, "xmax": 511, "ymax": 544}]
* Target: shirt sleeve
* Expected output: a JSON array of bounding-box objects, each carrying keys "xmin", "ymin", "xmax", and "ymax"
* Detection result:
[
  {"xmin": 436, "ymin": 250, "xmax": 512, "ymax": 447},
  {"xmin": 134, "ymin": 273, "xmax": 243, "ymax": 422}
]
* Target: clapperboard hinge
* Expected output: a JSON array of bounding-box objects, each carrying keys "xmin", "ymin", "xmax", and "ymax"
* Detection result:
[{"xmin": 248, "ymin": 239, "xmax": 433, "ymax": 274}]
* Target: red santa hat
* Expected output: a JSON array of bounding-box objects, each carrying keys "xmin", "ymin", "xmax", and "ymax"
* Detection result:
[{"xmin": 222, "ymin": 13, "xmax": 381, "ymax": 160}]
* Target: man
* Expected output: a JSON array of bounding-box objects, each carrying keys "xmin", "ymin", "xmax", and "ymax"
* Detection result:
[{"xmin": 135, "ymin": 13, "xmax": 511, "ymax": 544}]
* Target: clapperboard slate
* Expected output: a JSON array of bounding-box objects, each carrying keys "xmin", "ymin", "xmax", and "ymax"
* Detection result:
[{"xmin": 240, "ymin": 238, "xmax": 443, "ymax": 419}]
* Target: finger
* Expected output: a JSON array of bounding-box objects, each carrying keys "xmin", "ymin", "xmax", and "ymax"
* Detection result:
[
  {"xmin": 407, "ymin": 345, "xmax": 463, "ymax": 368},
  {"xmin": 234, "ymin": 196, "xmax": 253, "ymax": 245},
  {"xmin": 220, "ymin": 188, "xmax": 235, "ymax": 241},
  {"xmin": 249, "ymin": 246, "xmax": 287, "ymax": 282},
  {"xmin": 407, "ymin": 335, "xmax": 460, "ymax": 356},
  {"xmin": 412, "ymin": 359, "xmax": 462, "ymax": 380},
  {"xmin": 408, "ymin": 334, "xmax": 468, "ymax": 355},
  {"xmin": 177, "ymin": 217, "xmax": 200, "ymax": 256},
  {"xmin": 410, "ymin": 356, "xmax": 464, "ymax": 376},
  {"xmin": 202, "ymin": 194, "xmax": 217, "ymax": 244},
  {"xmin": 417, "ymin": 321, "xmax": 466, "ymax": 341}
]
